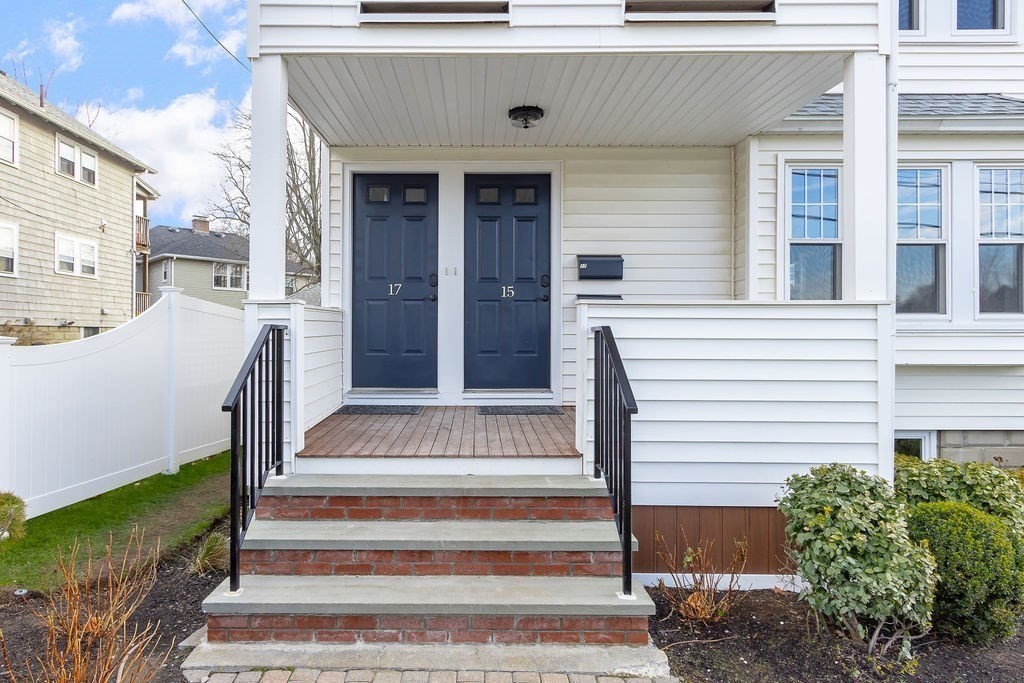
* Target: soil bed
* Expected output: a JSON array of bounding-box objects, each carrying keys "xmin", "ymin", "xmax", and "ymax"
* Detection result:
[
  {"xmin": 649, "ymin": 586, "xmax": 1024, "ymax": 683},
  {"xmin": 0, "ymin": 523, "xmax": 227, "ymax": 682}
]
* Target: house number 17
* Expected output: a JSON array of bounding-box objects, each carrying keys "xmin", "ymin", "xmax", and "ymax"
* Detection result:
[
  {"xmin": 501, "ymin": 286, "xmax": 515, "ymax": 298},
  {"xmin": 388, "ymin": 283, "xmax": 402, "ymax": 296}
]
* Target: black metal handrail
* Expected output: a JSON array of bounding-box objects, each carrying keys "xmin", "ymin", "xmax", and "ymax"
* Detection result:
[
  {"xmin": 593, "ymin": 325, "xmax": 639, "ymax": 596},
  {"xmin": 222, "ymin": 324, "xmax": 287, "ymax": 591}
]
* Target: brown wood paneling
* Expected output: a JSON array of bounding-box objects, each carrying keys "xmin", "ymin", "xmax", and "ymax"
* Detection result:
[
  {"xmin": 299, "ymin": 407, "xmax": 578, "ymax": 458},
  {"xmin": 633, "ymin": 505, "xmax": 789, "ymax": 575}
]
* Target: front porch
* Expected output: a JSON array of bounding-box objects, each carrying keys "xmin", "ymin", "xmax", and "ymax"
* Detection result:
[{"xmin": 300, "ymin": 406, "xmax": 578, "ymax": 458}]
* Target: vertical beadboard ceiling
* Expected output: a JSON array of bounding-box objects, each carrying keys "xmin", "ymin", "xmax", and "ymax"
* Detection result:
[{"xmin": 286, "ymin": 53, "xmax": 846, "ymax": 147}]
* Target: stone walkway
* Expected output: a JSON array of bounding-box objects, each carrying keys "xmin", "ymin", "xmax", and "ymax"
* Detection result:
[{"xmin": 184, "ymin": 671, "xmax": 677, "ymax": 683}]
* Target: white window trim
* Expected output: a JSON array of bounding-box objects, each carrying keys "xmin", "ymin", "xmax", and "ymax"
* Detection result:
[
  {"xmin": 974, "ymin": 163, "xmax": 1024, "ymax": 320},
  {"xmin": 0, "ymin": 221, "xmax": 18, "ymax": 278},
  {"xmin": 53, "ymin": 232, "xmax": 100, "ymax": 279},
  {"xmin": 898, "ymin": 0, "xmax": 926, "ymax": 35},
  {"xmin": 212, "ymin": 262, "xmax": 248, "ymax": 291},
  {"xmin": 54, "ymin": 134, "xmax": 99, "ymax": 187},
  {"xmin": 895, "ymin": 430, "xmax": 938, "ymax": 461},
  {"xmin": 0, "ymin": 107, "xmax": 18, "ymax": 167},
  {"xmin": 896, "ymin": 164, "xmax": 952, "ymax": 321},
  {"xmin": 779, "ymin": 161, "xmax": 844, "ymax": 301},
  {"xmin": 951, "ymin": 0, "xmax": 1011, "ymax": 37}
]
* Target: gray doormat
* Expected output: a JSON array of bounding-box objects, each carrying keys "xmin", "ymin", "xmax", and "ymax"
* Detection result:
[
  {"xmin": 477, "ymin": 406, "xmax": 564, "ymax": 416},
  {"xmin": 336, "ymin": 405, "xmax": 423, "ymax": 415}
]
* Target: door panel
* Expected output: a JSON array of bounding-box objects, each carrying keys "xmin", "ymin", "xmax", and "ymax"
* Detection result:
[
  {"xmin": 352, "ymin": 174, "xmax": 439, "ymax": 388},
  {"xmin": 464, "ymin": 174, "xmax": 551, "ymax": 390}
]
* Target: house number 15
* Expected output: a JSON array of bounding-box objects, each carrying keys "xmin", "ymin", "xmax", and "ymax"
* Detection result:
[
  {"xmin": 501, "ymin": 286, "xmax": 515, "ymax": 298},
  {"xmin": 388, "ymin": 283, "xmax": 402, "ymax": 296}
]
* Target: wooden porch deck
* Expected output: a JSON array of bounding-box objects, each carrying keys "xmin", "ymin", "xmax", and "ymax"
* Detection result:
[{"xmin": 299, "ymin": 407, "xmax": 579, "ymax": 458}]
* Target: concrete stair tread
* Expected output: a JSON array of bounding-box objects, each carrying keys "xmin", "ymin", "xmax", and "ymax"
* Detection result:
[
  {"xmin": 264, "ymin": 473, "xmax": 608, "ymax": 497},
  {"xmin": 204, "ymin": 575, "xmax": 653, "ymax": 616},
  {"xmin": 244, "ymin": 518, "xmax": 638, "ymax": 552}
]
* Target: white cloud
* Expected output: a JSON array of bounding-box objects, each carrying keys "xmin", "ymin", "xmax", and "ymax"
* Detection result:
[
  {"xmin": 46, "ymin": 18, "xmax": 85, "ymax": 74},
  {"xmin": 124, "ymin": 87, "xmax": 145, "ymax": 104},
  {"xmin": 110, "ymin": 0, "xmax": 245, "ymax": 66},
  {"xmin": 110, "ymin": 0, "xmax": 240, "ymax": 27},
  {"xmin": 168, "ymin": 27, "xmax": 245, "ymax": 67},
  {"xmin": 2, "ymin": 39, "xmax": 36, "ymax": 66},
  {"xmin": 84, "ymin": 91, "xmax": 245, "ymax": 224}
]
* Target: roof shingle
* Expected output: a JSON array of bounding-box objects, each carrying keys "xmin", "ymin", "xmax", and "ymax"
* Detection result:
[
  {"xmin": 149, "ymin": 225, "xmax": 306, "ymax": 274},
  {"xmin": 794, "ymin": 93, "xmax": 1024, "ymax": 118}
]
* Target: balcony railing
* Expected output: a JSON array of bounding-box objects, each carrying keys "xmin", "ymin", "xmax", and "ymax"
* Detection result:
[
  {"xmin": 135, "ymin": 292, "xmax": 151, "ymax": 316},
  {"xmin": 135, "ymin": 216, "xmax": 150, "ymax": 253}
]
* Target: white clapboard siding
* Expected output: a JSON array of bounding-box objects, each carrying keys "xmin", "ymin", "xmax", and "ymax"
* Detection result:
[
  {"xmin": 577, "ymin": 301, "xmax": 892, "ymax": 506},
  {"xmin": 896, "ymin": 366, "xmax": 1024, "ymax": 432},
  {"xmin": 3, "ymin": 292, "xmax": 243, "ymax": 518},
  {"xmin": 254, "ymin": 0, "xmax": 882, "ymax": 54},
  {"xmin": 304, "ymin": 306, "xmax": 344, "ymax": 428}
]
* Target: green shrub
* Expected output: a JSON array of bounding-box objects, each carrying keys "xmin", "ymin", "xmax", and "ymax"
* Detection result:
[
  {"xmin": 894, "ymin": 459, "xmax": 1024, "ymax": 537},
  {"xmin": 894, "ymin": 453, "xmax": 924, "ymax": 471},
  {"xmin": 908, "ymin": 501, "xmax": 1024, "ymax": 643},
  {"xmin": 780, "ymin": 464, "xmax": 936, "ymax": 656},
  {"xmin": 0, "ymin": 491, "xmax": 26, "ymax": 542},
  {"xmin": 1008, "ymin": 468, "xmax": 1024, "ymax": 492}
]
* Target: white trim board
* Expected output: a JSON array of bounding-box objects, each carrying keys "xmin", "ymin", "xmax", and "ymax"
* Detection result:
[
  {"xmin": 635, "ymin": 573, "xmax": 803, "ymax": 592},
  {"xmin": 340, "ymin": 160, "xmax": 564, "ymax": 406}
]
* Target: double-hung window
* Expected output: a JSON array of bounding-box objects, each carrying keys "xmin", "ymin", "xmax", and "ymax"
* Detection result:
[
  {"xmin": 162, "ymin": 260, "xmax": 170, "ymax": 282},
  {"xmin": 55, "ymin": 135, "xmax": 98, "ymax": 186},
  {"xmin": 54, "ymin": 233, "xmax": 99, "ymax": 277},
  {"xmin": 0, "ymin": 222, "xmax": 17, "ymax": 276},
  {"xmin": 899, "ymin": 0, "xmax": 920, "ymax": 30},
  {"xmin": 0, "ymin": 108, "xmax": 17, "ymax": 165},
  {"xmin": 788, "ymin": 167, "xmax": 841, "ymax": 300},
  {"xmin": 213, "ymin": 262, "xmax": 247, "ymax": 290},
  {"xmin": 897, "ymin": 168, "xmax": 947, "ymax": 315},
  {"xmin": 957, "ymin": 0, "xmax": 1005, "ymax": 30},
  {"xmin": 978, "ymin": 168, "xmax": 1024, "ymax": 314}
]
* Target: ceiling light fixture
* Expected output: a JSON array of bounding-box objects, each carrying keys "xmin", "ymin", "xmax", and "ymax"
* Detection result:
[{"xmin": 508, "ymin": 105, "xmax": 545, "ymax": 129}]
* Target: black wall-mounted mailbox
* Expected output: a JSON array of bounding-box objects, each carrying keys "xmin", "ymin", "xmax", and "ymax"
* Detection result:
[{"xmin": 577, "ymin": 255, "xmax": 624, "ymax": 280}]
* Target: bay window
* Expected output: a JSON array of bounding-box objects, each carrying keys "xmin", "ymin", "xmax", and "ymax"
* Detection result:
[
  {"xmin": 788, "ymin": 167, "xmax": 841, "ymax": 300},
  {"xmin": 978, "ymin": 168, "xmax": 1024, "ymax": 314},
  {"xmin": 897, "ymin": 169, "xmax": 947, "ymax": 314}
]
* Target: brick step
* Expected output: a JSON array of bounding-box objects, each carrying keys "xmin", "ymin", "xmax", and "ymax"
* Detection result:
[
  {"xmin": 203, "ymin": 575, "xmax": 653, "ymax": 646},
  {"xmin": 239, "ymin": 519, "xmax": 635, "ymax": 577},
  {"xmin": 256, "ymin": 474, "xmax": 613, "ymax": 521}
]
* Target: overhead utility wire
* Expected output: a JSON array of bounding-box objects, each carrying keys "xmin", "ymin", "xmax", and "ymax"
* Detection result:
[{"xmin": 179, "ymin": 0, "xmax": 251, "ymax": 72}]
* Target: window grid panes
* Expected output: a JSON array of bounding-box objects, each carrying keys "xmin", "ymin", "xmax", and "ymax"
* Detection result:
[
  {"xmin": 0, "ymin": 112, "xmax": 14, "ymax": 164},
  {"xmin": 789, "ymin": 168, "xmax": 841, "ymax": 300},
  {"xmin": 979, "ymin": 168, "xmax": 1024, "ymax": 314},
  {"xmin": 899, "ymin": 0, "xmax": 919, "ymax": 30},
  {"xmin": 896, "ymin": 169, "xmax": 946, "ymax": 315},
  {"xmin": 0, "ymin": 225, "xmax": 14, "ymax": 274},
  {"xmin": 957, "ymin": 0, "xmax": 1004, "ymax": 29}
]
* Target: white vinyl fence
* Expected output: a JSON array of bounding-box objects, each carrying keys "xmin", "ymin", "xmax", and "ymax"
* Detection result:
[{"xmin": 0, "ymin": 288, "xmax": 244, "ymax": 518}]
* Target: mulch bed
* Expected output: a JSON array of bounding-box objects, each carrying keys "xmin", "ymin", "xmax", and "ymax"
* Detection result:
[
  {"xmin": 648, "ymin": 586, "xmax": 1024, "ymax": 682},
  {"xmin": 0, "ymin": 523, "xmax": 227, "ymax": 682}
]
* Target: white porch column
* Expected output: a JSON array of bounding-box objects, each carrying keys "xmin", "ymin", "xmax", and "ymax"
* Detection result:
[
  {"xmin": 842, "ymin": 51, "xmax": 889, "ymax": 302},
  {"xmin": 249, "ymin": 55, "xmax": 289, "ymax": 301}
]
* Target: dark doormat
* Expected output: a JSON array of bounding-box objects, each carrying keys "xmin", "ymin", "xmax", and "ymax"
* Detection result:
[
  {"xmin": 336, "ymin": 405, "xmax": 423, "ymax": 415},
  {"xmin": 478, "ymin": 406, "xmax": 564, "ymax": 416}
]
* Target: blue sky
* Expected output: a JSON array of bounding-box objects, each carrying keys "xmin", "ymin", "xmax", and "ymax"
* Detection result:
[{"xmin": 1, "ymin": 0, "xmax": 252, "ymax": 224}]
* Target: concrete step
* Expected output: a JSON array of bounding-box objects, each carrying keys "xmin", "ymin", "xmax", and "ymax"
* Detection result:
[
  {"xmin": 263, "ymin": 473, "xmax": 608, "ymax": 498},
  {"xmin": 242, "ymin": 518, "xmax": 635, "ymax": 552},
  {"xmin": 204, "ymin": 575, "xmax": 653, "ymax": 646}
]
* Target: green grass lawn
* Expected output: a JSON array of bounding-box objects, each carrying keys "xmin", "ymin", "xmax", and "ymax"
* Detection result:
[{"xmin": 1, "ymin": 453, "xmax": 230, "ymax": 591}]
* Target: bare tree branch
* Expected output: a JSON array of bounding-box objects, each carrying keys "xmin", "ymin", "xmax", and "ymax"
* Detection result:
[{"xmin": 206, "ymin": 108, "xmax": 321, "ymax": 279}]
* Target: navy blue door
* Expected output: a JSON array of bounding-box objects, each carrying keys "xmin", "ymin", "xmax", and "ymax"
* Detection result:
[
  {"xmin": 352, "ymin": 174, "xmax": 438, "ymax": 388},
  {"xmin": 464, "ymin": 174, "xmax": 551, "ymax": 389}
]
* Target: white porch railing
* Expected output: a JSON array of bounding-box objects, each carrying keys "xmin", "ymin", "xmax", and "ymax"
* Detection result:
[
  {"xmin": 576, "ymin": 300, "xmax": 894, "ymax": 508},
  {"xmin": 0, "ymin": 289, "xmax": 244, "ymax": 518}
]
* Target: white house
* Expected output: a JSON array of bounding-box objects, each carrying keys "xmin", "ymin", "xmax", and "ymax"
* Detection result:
[{"xmin": 189, "ymin": 0, "xmax": 1024, "ymax": 670}]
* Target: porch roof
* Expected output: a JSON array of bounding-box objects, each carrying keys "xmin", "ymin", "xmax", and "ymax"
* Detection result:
[{"xmin": 286, "ymin": 52, "xmax": 847, "ymax": 147}]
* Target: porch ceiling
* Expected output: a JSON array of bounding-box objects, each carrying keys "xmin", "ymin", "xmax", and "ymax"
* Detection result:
[{"xmin": 286, "ymin": 53, "xmax": 847, "ymax": 147}]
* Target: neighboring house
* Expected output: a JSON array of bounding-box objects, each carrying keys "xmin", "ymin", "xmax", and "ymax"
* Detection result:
[
  {"xmin": 145, "ymin": 217, "xmax": 312, "ymax": 309},
  {"xmin": 190, "ymin": 0, "xmax": 1024, "ymax": 667},
  {"xmin": 0, "ymin": 72, "xmax": 157, "ymax": 342}
]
